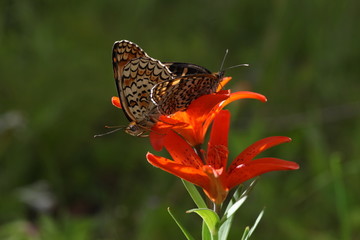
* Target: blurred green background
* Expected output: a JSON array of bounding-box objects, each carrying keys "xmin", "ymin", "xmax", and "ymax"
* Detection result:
[{"xmin": 1, "ymin": 0, "xmax": 359, "ymax": 239}]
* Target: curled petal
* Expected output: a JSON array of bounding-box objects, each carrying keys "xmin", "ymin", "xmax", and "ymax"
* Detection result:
[
  {"xmin": 220, "ymin": 91, "xmax": 267, "ymax": 108},
  {"xmin": 203, "ymin": 91, "xmax": 266, "ymax": 133},
  {"xmin": 111, "ymin": 96, "xmax": 122, "ymax": 109},
  {"xmin": 146, "ymin": 153, "xmax": 210, "ymax": 189},
  {"xmin": 229, "ymin": 136, "xmax": 292, "ymax": 171},
  {"xmin": 226, "ymin": 157, "xmax": 300, "ymax": 190}
]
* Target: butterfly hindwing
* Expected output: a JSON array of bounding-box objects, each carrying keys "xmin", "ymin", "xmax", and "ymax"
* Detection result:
[
  {"xmin": 120, "ymin": 57, "xmax": 173, "ymax": 122},
  {"xmin": 151, "ymin": 72, "xmax": 223, "ymax": 115},
  {"xmin": 112, "ymin": 40, "xmax": 148, "ymax": 91}
]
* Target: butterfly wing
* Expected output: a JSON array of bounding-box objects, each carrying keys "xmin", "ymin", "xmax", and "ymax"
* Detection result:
[
  {"xmin": 151, "ymin": 73, "xmax": 223, "ymax": 115},
  {"xmin": 163, "ymin": 62, "xmax": 211, "ymax": 77},
  {"xmin": 112, "ymin": 40, "xmax": 149, "ymax": 122},
  {"xmin": 112, "ymin": 40, "xmax": 148, "ymax": 96},
  {"xmin": 119, "ymin": 57, "xmax": 174, "ymax": 123}
]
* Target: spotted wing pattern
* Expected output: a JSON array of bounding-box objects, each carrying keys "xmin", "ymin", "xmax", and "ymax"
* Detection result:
[
  {"xmin": 120, "ymin": 57, "xmax": 173, "ymax": 123},
  {"xmin": 113, "ymin": 40, "xmax": 148, "ymax": 122},
  {"xmin": 151, "ymin": 72, "xmax": 224, "ymax": 115}
]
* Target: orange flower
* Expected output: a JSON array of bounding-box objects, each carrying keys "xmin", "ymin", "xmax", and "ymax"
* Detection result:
[
  {"xmin": 150, "ymin": 89, "xmax": 267, "ymax": 151},
  {"xmin": 147, "ymin": 110, "xmax": 299, "ymax": 204}
]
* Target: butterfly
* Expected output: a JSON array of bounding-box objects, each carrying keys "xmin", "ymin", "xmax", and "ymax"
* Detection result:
[{"xmin": 112, "ymin": 40, "xmax": 214, "ymax": 136}]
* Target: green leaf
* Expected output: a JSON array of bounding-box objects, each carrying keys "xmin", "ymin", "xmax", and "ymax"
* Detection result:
[
  {"xmin": 218, "ymin": 216, "xmax": 233, "ymax": 240},
  {"xmin": 330, "ymin": 153, "xmax": 350, "ymax": 240},
  {"xmin": 247, "ymin": 208, "xmax": 265, "ymax": 238},
  {"xmin": 218, "ymin": 195, "xmax": 247, "ymax": 239},
  {"xmin": 167, "ymin": 207, "xmax": 196, "ymax": 240},
  {"xmin": 182, "ymin": 179, "xmax": 207, "ymax": 208},
  {"xmin": 240, "ymin": 178, "xmax": 259, "ymax": 198},
  {"xmin": 202, "ymin": 221, "xmax": 212, "ymax": 240},
  {"xmin": 223, "ymin": 185, "xmax": 243, "ymax": 212},
  {"xmin": 218, "ymin": 180, "xmax": 258, "ymax": 240},
  {"xmin": 187, "ymin": 208, "xmax": 220, "ymax": 236},
  {"xmin": 241, "ymin": 226, "xmax": 250, "ymax": 240},
  {"xmin": 241, "ymin": 208, "xmax": 265, "ymax": 240},
  {"xmin": 222, "ymin": 195, "xmax": 248, "ymax": 221},
  {"xmin": 221, "ymin": 179, "xmax": 258, "ymax": 224}
]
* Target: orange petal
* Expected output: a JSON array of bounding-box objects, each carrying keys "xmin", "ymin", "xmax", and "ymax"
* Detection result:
[
  {"xmin": 206, "ymin": 110, "xmax": 230, "ymax": 169},
  {"xmin": 226, "ymin": 157, "xmax": 299, "ymax": 190},
  {"xmin": 186, "ymin": 91, "xmax": 230, "ymax": 124},
  {"xmin": 150, "ymin": 115, "xmax": 190, "ymax": 151},
  {"xmin": 111, "ymin": 96, "xmax": 122, "ymax": 109},
  {"xmin": 229, "ymin": 136, "xmax": 291, "ymax": 171},
  {"xmin": 220, "ymin": 91, "xmax": 267, "ymax": 108},
  {"xmin": 163, "ymin": 130, "xmax": 204, "ymax": 168},
  {"xmin": 208, "ymin": 110, "xmax": 230, "ymax": 148},
  {"xmin": 216, "ymin": 77, "xmax": 232, "ymax": 91},
  {"xmin": 149, "ymin": 127, "xmax": 170, "ymax": 151},
  {"xmin": 202, "ymin": 91, "xmax": 266, "ymax": 137},
  {"xmin": 146, "ymin": 153, "xmax": 210, "ymax": 189},
  {"xmin": 184, "ymin": 91, "xmax": 231, "ymax": 145}
]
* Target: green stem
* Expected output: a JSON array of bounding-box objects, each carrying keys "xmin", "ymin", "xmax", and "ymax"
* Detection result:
[
  {"xmin": 194, "ymin": 144, "xmax": 221, "ymax": 240},
  {"xmin": 213, "ymin": 203, "xmax": 221, "ymax": 215}
]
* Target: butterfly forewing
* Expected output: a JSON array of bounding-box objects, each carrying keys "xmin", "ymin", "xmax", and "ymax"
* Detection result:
[{"xmin": 163, "ymin": 62, "xmax": 211, "ymax": 77}]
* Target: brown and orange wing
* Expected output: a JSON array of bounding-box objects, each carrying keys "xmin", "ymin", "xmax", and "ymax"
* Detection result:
[{"xmin": 151, "ymin": 72, "xmax": 223, "ymax": 115}]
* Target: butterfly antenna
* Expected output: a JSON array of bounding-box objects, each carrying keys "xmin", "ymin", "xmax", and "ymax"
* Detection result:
[
  {"xmin": 219, "ymin": 49, "xmax": 229, "ymax": 72},
  {"xmin": 223, "ymin": 63, "xmax": 249, "ymax": 71},
  {"xmin": 94, "ymin": 126, "xmax": 124, "ymax": 138}
]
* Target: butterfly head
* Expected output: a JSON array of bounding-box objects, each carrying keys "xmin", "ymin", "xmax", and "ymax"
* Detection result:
[
  {"xmin": 125, "ymin": 121, "xmax": 148, "ymax": 137},
  {"xmin": 216, "ymin": 71, "xmax": 225, "ymax": 80}
]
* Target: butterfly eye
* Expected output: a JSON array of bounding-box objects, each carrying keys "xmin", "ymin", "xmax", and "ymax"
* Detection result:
[
  {"xmin": 124, "ymin": 122, "xmax": 146, "ymax": 137},
  {"xmin": 128, "ymin": 122, "xmax": 139, "ymax": 131}
]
